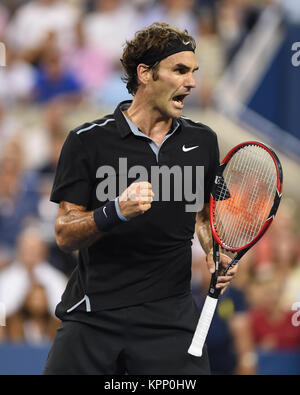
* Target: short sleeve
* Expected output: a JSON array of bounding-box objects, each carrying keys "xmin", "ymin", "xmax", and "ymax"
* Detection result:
[
  {"xmin": 204, "ymin": 133, "xmax": 220, "ymax": 203},
  {"xmin": 50, "ymin": 131, "xmax": 92, "ymax": 206}
]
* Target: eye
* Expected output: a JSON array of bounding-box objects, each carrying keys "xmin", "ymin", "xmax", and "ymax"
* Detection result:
[{"xmin": 174, "ymin": 68, "xmax": 187, "ymax": 74}]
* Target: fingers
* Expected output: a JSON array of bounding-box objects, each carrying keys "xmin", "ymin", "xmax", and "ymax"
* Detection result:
[
  {"xmin": 206, "ymin": 250, "xmax": 233, "ymax": 274},
  {"xmin": 129, "ymin": 182, "xmax": 154, "ymax": 204},
  {"xmin": 219, "ymin": 253, "xmax": 232, "ymax": 269},
  {"xmin": 206, "ymin": 250, "xmax": 238, "ymax": 294},
  {"xmin": 216, "ymin": 274, "xmax": 234, "ymax": 287},
  {"xmin": 119, "ymin": 182, "xmax": 154, "ymax": 218},
  {"xmin": 213, "ymin": 273, "xmax": 234, "ymax": 295}
]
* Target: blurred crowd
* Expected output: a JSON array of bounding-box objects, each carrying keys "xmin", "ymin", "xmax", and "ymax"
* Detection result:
[
  {"xmin": 0, "ymin": 0, "xmax": 299, "ymax": 375},
  {"xmin": 0, "ymin": 0, "xmax": 295, "ymax": 111}
]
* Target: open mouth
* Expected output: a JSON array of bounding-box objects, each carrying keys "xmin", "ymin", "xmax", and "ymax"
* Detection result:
[{"xmin": 172, "ymin": 94, "xmax": 189, "ymax": 108}]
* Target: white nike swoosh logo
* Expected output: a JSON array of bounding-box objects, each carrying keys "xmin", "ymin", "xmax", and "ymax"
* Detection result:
[
  {"xmin": 182, "ymin": 145, "xmax": 199, "ymax": 152},
  {"xmin": 183, "ymin": 41, "xmax": 190, "ymax": 45},
  {"xmin": 103, "ymin": 206, "xmax": 108, "ymax": 218}
]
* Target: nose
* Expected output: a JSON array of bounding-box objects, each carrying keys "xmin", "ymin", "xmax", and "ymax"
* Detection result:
[{"xmin": 185, "ymin": 72, "xmax": 196, "ymax": 90}]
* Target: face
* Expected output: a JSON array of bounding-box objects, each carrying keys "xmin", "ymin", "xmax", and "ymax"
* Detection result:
[
  {"xmin": 145, "ymin": 51, "xmax": 198, "ymax": 119},
  {"xmin": 24, "ymin": 285, "xmax": 48, "ymax": 316},
  {"xmin": 17, "ymin": 230, "xmax": 46, "ymax": 269}
]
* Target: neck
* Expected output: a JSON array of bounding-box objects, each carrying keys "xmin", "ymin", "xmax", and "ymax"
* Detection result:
[{"xmin": 124, "ymin": 93, "xmax": 173, "ymax": 138}]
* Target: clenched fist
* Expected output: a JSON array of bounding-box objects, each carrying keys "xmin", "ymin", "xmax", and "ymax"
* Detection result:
[{"xmin": 118, "ymin": 182, "xmax": 154, "ymax": 219}]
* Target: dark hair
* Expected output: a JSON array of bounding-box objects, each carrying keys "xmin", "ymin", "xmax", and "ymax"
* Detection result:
[{"xmin": 121, "ymin": 22, "xmax": 196, "ymax": 95}]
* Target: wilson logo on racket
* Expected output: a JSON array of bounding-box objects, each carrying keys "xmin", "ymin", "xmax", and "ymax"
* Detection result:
[{"xmin": 188, "ymin": 141, "xmax": 283, "ymax": 357}]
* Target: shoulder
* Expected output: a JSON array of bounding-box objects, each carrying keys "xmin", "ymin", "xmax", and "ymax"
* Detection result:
[
  {"xmin": 179, "ymin": 116, "xmax": 218, "ymax": 141},
  {"xmin": 70, "ymin": 114, "xmax": 116, "ymax": 141}
]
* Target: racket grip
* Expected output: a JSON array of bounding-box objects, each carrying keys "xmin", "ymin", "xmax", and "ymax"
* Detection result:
[{"xmin": 188, "ymin": 295, "xmax": 218, "ymax": 357}]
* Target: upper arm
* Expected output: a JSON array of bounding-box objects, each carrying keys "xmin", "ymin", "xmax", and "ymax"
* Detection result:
[
  {"xmin": 50, "ymin": 131, "xmax": 93, "ymax": 207},
  {"xmin": 196, "ymin": 203, "xmax": 210, "ymax": 224}
]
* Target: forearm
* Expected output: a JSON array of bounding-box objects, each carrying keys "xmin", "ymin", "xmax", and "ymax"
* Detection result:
[
  {"xmin": 55, "ymin": 208, "xmax": 103, "ymax": 253},
  {"xmin": 196, "ymin": 205, "xmax": 212, "ymax": 254},
  {"xmin": 196, "ymin": 220, "xmax": 212, "ymax": 254}
]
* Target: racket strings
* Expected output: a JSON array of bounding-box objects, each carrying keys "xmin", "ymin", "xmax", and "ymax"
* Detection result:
[
  {"xmin": 216, "ymin": 147, "xmax": 256, "ymax": 246},
  {"xmin": 231, "ymin": 147, "xmax": 271, "ymax": 245},
  {"xmin": 214, "ymin": 145, "xmax": 277, "ymax": 249},
  {"xmin": 222, "ymin": 146, "xmax": 275, "ymax": 247},
  {"xmin": 222, "ymin": 147, "xmax": 259, "ymax": 247},
  {"xmin": 227, "ymin": 147, "xmax": 275, "ymax": 247}
]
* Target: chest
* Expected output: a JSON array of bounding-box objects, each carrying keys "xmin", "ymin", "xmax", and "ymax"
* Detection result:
[{"xmin": 88, "ymin": 130, "xmax": 213, "ymax": 211}]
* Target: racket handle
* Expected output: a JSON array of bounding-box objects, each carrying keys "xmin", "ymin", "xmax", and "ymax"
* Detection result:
[{"xmin": 188, "ymin": 295, "xmax": 218, "ymax": 357}]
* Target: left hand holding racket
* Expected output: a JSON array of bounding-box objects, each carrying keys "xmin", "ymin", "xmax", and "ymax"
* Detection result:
[{"xmin": 206, "ymin": 251, "xmax": 237, "ymax": 295}]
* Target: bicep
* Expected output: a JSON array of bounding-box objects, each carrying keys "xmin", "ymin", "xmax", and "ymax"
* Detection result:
[
  {"xmin": 196, "ymin": 203, "xmax": 210, "ymax": 225},
  {"xmin": 50, "ymin": 131, "xmax": 93, "ymax": 207}
]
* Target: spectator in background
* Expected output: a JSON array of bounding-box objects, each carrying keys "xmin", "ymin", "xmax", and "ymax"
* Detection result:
[
  {"xmin": 84, "ymin": 0, "xmax": 137, "ymax": 106},
  {"xmin": 249, "ymin": 274, "xmax": 300, "ymax": 354},
  {"xmin": 4, "ymin": 283, "xmax": 60, "ymax": 345},
  {"xmin": 251, "ymin": 201, "xmax": 300, "ymax": 312},
  {"xmin": 216, "ymin": 0, "xmax": 264, "ymax": 65},
  {"xmin": 194, "ymin": 9, "xmax": 225, "ymax": 107},
  {"xmin": 6, "ymin": 0, "xmax": 80, "ymax": 58},
  {"xmin": 215, "ymin": 0, "xmax": 247, "ymax": 65},
  {"xmin": 64, "ymin": 17, "xmax": 114, "ymax": 97},
  {"xmin": 0, "ymin": 43, "xmax": 35, "ymax": 106},
  {"xmin": 83, "ymin": 0, "xmax": 139, "ymax": 65},
  {"xmin": 0, "ymin": 101, "xmax": 21, "ymax": 155},
  {"xmin": 0, "ymin": 3, "xmax": 9, "ymax": 39},
  {"xmin": 38, "ymin": 107, "xmax": 66, "ymax": 176},
  {"xmin": 0, "ymin": 226, "xmax": 67, "ymax": 318},
  {"xmin": 141, "ymin": 0, "xmax": 199, "ymax": 37},
  {"xmin": 0, "ymin": 139, "xmax": 40, "ymax": 258},
  {"xmin": 33, "ymin": 46, "xmax": 83, "ymax": 105}
]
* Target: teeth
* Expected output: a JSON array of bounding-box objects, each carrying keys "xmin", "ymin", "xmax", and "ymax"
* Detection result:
[{"xmin": 173, "ymin": 96, "xmax": 183, "ymax": 102}]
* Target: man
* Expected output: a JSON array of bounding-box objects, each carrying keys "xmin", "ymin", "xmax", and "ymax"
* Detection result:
[{"xmin": 44, "ymin": 22, "xmax": 237, "ymax": 375}]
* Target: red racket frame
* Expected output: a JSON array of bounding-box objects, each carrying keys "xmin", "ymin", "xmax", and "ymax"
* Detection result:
[{"xmin": 209, "ymin": 141, "xmax": 283, "ymax": 253}]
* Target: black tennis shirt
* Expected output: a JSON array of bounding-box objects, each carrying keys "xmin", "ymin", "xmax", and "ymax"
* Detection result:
[{"xmin": 51, "ymin": 100, "xmax": 219, "ymax": 313}]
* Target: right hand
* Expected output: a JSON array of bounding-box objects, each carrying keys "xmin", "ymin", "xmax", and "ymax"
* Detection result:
[{"xmin": 118, "ymin": 182, "xmax": 154, "ymax": 219}]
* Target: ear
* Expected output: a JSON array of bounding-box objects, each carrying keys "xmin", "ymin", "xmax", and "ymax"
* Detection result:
[{"xmin": 136, "ymin": 63, "xmax": 152, "ymax": 86}]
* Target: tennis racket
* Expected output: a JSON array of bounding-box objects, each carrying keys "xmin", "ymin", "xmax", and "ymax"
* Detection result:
[{"xmin": 188, "ymin": 141, "xmax": 283, "ymax": 357}]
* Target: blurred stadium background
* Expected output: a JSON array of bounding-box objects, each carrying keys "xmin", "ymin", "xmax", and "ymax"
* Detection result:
[{"xmin": 0, "ymin": 0, "xmax": 299, "ymax": 375}]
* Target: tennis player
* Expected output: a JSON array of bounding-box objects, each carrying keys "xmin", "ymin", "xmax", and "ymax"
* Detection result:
[{"xmin": 43, "ymin": 22, "xmax": 237, "ymax": 375}]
